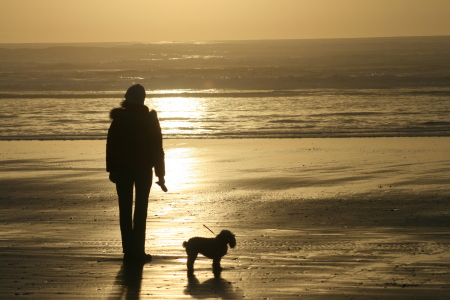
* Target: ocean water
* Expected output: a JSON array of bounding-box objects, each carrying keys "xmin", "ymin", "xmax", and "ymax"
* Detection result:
[{"xmin": 0, "ymin": 37, "xmax": 449, "ymax": 140}]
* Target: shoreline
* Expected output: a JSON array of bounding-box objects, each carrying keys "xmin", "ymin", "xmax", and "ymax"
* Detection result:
[
  {"xmin": 1, "ymin": 138, "xmax": 449, "ymax": 299},
  {"xmin": 2, "ymin": 135, "xmax": 450, "ymax": 141}
]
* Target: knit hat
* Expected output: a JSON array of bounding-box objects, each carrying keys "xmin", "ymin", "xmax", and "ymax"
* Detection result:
[{"xmin": 125, "ymin": 84, "xmax": 146, "ymax": 104}]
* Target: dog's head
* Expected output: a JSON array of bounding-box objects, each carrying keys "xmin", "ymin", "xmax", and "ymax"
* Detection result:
[{"xmin": 216, "ymin": 230, "xmax": 236, "ymax": 249}]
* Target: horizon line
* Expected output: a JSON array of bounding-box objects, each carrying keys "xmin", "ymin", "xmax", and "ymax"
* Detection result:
[{"xmin": 1, "ymin": 34, "xmax": 450, "ymax": 45}]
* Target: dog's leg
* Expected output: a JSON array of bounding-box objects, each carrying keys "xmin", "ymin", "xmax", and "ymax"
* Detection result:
[
  {"xmin": 186, "ymin": 251, "xmax": 197, "ymax": 276},
  {"xmin": 212, "ymin": 257, "xmax": 222, "ymax": 278}
]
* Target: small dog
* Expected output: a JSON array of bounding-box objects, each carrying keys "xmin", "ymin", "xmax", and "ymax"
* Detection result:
[{"xmin": 183, "ymin": 230, "xmax": 236, "ymax": 277}]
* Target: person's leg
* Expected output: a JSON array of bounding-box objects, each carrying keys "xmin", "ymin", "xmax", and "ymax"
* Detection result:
[
  {"xmin": 133, "ymin": 169, "xmax": 152, "ymax": 256},
  {"xmin": 116, "ymin": 173, "xmax": 135, "ymax": 256}
]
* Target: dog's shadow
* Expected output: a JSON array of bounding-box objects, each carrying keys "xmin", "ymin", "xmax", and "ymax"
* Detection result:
[{"xmin": 184, "ymin": 275, "xmax": 243, "ymax": 299}]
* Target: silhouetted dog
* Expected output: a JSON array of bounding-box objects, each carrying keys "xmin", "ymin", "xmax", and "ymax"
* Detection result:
[{"xmin": 183, "ymin": 230, "xmax": 236, "ymax": 277}]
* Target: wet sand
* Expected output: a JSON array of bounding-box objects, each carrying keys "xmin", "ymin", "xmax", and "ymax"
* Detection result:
[{"xmin": 0, "ymin": 138, "xmax": 449, "ymax": 299}]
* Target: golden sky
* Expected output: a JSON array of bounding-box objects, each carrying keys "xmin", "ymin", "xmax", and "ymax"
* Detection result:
[{"xmin": 1, "ymin": 0, "xmax": 450, "ymax": 43}]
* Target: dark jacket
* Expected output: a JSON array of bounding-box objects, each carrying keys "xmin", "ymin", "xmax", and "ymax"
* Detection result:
[{"xmin": 106, "ymin": 103, "xmax": 165, "ymax": 177}]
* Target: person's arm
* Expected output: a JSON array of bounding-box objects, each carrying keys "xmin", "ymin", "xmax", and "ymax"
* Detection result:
[
  {"xmin": 150, "ymin": 110, "xmax": 165, "ymax": 178},
  {"xmin": 149, "ymin": 110, "xmax": 166, "ymax": 191},
  {"xmin": 106, "ymin": 119, "xmax": 120, "ymax": 182}
]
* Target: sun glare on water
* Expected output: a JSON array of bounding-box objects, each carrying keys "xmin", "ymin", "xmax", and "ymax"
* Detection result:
[
  {"xmin": 144, "ymin": 92, "xmax": 211, "ymax": 247},
  {"xmin": 146, "ymin": 95, "xmax": 209, "ymax": 137},
  {"xmin": 148, "ymin": 146, "xmax": 201, "ymax": 250}
]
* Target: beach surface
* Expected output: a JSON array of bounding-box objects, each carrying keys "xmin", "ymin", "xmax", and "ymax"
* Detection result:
[{"xmin": 1, "ymin": 138, "xmax": 449, "ymax": 299}]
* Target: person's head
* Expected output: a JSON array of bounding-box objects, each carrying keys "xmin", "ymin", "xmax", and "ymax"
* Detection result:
[{"xmin": 124, "ymin": 84, "xmax": 146, "ymax": 104}]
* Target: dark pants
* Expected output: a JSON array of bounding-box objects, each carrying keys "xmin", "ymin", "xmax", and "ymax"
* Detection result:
[{"xmin": 115, "ymin": 168, "xmax": 152, "ymax": 256}]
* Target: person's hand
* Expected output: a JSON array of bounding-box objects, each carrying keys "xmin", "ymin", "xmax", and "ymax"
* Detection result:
[{"xmin": 156, "ymin": 177, "xmax": 167, "ymax": 192}]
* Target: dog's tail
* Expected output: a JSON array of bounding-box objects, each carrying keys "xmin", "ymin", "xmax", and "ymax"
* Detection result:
[{"xmin": 182, "ymin": 241, "xmax": 188, "ymax": 248}]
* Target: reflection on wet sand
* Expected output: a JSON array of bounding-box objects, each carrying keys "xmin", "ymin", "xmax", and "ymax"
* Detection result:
[
  {"xmin": 184, "ymin": 275, "xmax": 243, "ymax": 299},
  {"xmin": 108, "ymin": 258, "xmax": 244, "ymax": 299},
  {"xmin": 109, "ymin": 261, "xmax": 147, "ymax": 300},
  {"xmin": 1, "ymin": 139, "xmax": 449, "ymax": 299}
]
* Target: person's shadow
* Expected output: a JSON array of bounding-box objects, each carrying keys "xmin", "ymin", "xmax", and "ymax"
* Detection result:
[
  {"xmin": 184, "ymin": 275, "xmax": 243, "ymax": 299},
  {"xmin": 108, "ymin": 260, "xmax": 147, "ymax": 300}
]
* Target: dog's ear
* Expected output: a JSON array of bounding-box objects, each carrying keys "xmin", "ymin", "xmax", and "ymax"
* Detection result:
[
  {"xmin": 228, "ymin": 237, "xmax": 236, "ymax": 249},
  {"xmin": 218, "ymin": 230, "xmax": 236, "ymax": 248}
]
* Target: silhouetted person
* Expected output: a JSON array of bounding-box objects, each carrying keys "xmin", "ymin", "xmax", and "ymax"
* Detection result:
[{"xmin": 107, "ymin": 84, "xmax": 165, "ymax": 261}]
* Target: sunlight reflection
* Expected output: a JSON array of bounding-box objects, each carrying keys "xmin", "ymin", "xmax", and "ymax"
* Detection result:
[
  {"xmin": 147, "ymin": 145, "xmax": 204, "ymax": 249},
  {"xmin": 149, "ymin": 227, "xmax": 190, "ymax": 250},
  {"xmin": 163, "ymin": 146, "xmax": 198, "ymax": 191},
  {"xmin": 150, "ymin": 89, "xmax": 192, "ymax": 94},
  {"xmin": 146, "ymin": 96, "xmax": 207, "ymax": 137}
]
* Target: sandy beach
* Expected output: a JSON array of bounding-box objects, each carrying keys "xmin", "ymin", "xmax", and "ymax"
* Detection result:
[{"xmin": 1, "ymin": 138, "xmax": 449, "ymax": 299}]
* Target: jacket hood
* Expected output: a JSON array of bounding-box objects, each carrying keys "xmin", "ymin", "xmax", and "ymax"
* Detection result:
[{"xmin": 109, "ymin": 105, "xmax": 157, "ymax": 120}]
